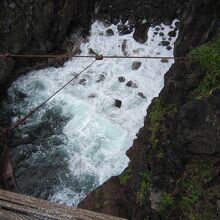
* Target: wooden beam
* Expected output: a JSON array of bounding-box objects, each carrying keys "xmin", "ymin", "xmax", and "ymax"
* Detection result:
[{"xmin": 0, "ymin": 189, "xmax": 126, "ymax": 220}]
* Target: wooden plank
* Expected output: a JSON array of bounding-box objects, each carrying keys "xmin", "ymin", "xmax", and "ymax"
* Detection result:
[
  {"xmin": 0, "ymin": 208, "xmax": 39, "ymax": 220},
  {"xmin": 0, "ymin": 189, "xmax": 126, "ymax": 220}
]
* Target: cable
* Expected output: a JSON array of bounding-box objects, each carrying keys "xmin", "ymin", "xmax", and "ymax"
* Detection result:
[
  {"xmin": 10, "ymin": 60, "xmax": 97, "ymax": 131},
  {"xmin": 0, "ymin": 53, "xmax": 186, "ymax": 60}
]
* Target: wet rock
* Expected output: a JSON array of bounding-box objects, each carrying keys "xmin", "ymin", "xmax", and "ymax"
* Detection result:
[
  {"xmin": 138, "ymin": 92, "xmax": 146, "ymax": 99},
  {"xmin": 79, "ymin": 79, "xmax": 87, "ymax": 85},
  {"xmin": 96, "ymin": 74, "xmax": 105, "ymax": 83},
  {"xmin": 88, "ymin": 48, "xmax": 97, "ymax": 55},
  {"xmin": 159, "ymin": 32, "xmax": 164, "ymax": 36},
  {"xmin": 88, "ymin": 94, "xmax": 96, "ymax": 98},
  {"xmin": 118, "ymin": 76, "xmax": 126, "ymax": 82},
  {"xmin": 166, "ymin": 46, "xmax": 172, "ymax": 50},
  {"xmin": 175, "ymin": 21, "xmax": 181, "ymax": 29},
  {"xmin": 133, "ymin": 23, "xmax": 149, "ymax": 44},
  {"xmin": 154, "ymin": 32, "xmax": 158, "ymax": 35},
  {"xmin": 14, "ymin": 88, "xmax": 27, "ymax": 100},
  {"xmin": 126, "ymin": 80, "xmax": 138, "ymax": 88},
  {"xmin": 150, "ymin": 191, "xmax": 162, "ymax": 211},
  {"xmin": 132, "ymin": 61, "xmax": 141, "ymax": 70},
  {"xmin": 155, "ymin": 27, "xmax": 160, "ymax": 31},
  {"xmin": 103, "ymin": 21, "xmax": 111, "ymax": 28},
  {"xmin": 168, "ymin": 30, "xmax": 177, "ymax": 38},
  {"xmin": 178, "ymin": 100, "xmax": 220, "ymax": 154},
  {"xmin": 117, "ymin": 24, "xmax": 132, "ymax": 35},
  {"xmin": 114, "ymin": 99, "xmax": 122, "ymax": 108},
  {"xmin": 106, "ymin": 28, "xmax": 114, "ymax": 36},
  {"xmin": 122, "ymin": 39, "xmax": 127, "ymax": 54},
  {"xmin": 161, "ymin": 41, "xmax": 170, "ymax": 47}
]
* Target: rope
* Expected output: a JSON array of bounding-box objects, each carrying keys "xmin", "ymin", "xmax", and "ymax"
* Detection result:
[
  {"xmin": 0, "ymin": 53, "xmax": 186, "ymax": 60},
  {"xmin": 10, "ymin": 59, "xmax": 97, "ymax": 131}
]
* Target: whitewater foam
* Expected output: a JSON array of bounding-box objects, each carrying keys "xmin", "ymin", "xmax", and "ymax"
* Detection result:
[{"xmin": 6, "ymin": 20, "xmax": 178, "ymax": 205}]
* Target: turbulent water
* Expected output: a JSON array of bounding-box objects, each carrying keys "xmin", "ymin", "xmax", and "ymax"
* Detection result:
[{"xmin": 4, "ymin": 20, "xmax": 178, "ymax": 205}]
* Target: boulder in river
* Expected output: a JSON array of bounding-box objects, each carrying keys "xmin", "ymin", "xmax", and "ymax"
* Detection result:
[
  {"xmin": 118, "ymin": 76, "xmax": 126, "ymax": 83},
  {"xmin": 138, "ymin": 92, "xmax": 146, "ymax": 99},
  {"xmin": 168, "ymin": 30, "xmax": 177, "ymax": 38},
  {"xmin": 88, "ymin": 94, "xmax": 96, "ymax": 98},
  {"xmin": 126, "ymin": 80, "xmax": 138, "ymax": 88},
  {"xmin": 96, "ymin": 74, "xmax": 105, "ymax": 83},
  {"xmin": 106, "ymin": 29, "xmax": 114, "ymax": 36},
  {"xmin": 161, "ymin": 41, "xmax": 170, "ymax": 47},
  {"xmin": 79, "ymin": 79, "xmax": 87, "ymax": 85},
  {"xmin": 132, "ymin": 61, "xmax": 141, "ymax": 70},
  {"xmin": 122, "ymin": 39, "xmax": 127, "ymax": 54},
  {"xmin": 133, "ymin": 23, "xmax": 149, "ymax": 44},
  {"xmin": 117, "ymin": 24, "xmax": 133, "ymax": 35},
  {"xmin": 114, "ymin": 99, "xmax": 122, "ymax": 108}
]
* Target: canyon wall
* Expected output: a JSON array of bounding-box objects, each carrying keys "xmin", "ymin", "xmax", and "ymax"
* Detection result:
[
  {"xmin": 79, "ymin": 0, "xmax": 220, "ymax": 219},
  {"xmin": 0, "ymin": 0, "xmax": 95, "ymax": 95}
]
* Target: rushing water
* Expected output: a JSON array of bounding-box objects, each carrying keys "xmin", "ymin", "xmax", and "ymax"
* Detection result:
[{"xmin": 4, "ymin": 20, "xmax": 178, "ymax": 205}]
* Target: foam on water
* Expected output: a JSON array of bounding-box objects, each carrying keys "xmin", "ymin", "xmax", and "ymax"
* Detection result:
[{"xmin": 7, "ymin": 20, "xmax": 178, "ymax": 205}]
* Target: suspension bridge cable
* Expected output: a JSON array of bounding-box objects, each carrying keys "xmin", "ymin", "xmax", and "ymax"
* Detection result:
[
  {"xmin": 9, "ymin": 59, "xmax": 97, "ymax": 131},
  {"xmin": 0, "ymin": 53, "xmax": 186, "ymax": 60}
]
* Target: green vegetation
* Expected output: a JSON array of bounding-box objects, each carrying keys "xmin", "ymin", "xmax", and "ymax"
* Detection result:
[
  {"xmin": 190, "ymin": 30, "xmax": 220, "ymax": 99},
  {"xmin": 159, "ymin": 192, "xmax": 174, "ymax": 212},
  {"xmin": 148, "ymin": 98, "xmax": 178, "ymax": 148},
  {"xmin": 119, "ymin": 167, "xmax": 132, "ymax": 185},
  {"xmin": 178, "ymin": 157, "xmax": 220, "ymax": 219},
  {"xmin": 136, "ymin": 171, "xmax": 152, "ymax": 206}
]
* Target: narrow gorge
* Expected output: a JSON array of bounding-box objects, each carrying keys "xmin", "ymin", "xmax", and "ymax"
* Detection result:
[{"xmin": 0, "ymin": 0, "xmax": 220, "ymax": 219}]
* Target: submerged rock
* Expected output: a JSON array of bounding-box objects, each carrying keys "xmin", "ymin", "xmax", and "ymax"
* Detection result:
[
  {"xmin": 96, "ymin": 74, "xmax": 105, "ymax": 83},
  {"xmin": 122, "ymin": 39, "xmax": 127, "ymax": 54},
  {"xmin": 88, "ymin": 94, "xmax": 96, "ymax": 98},
  {"xmin": 168, "ymin": 30, "xmax": 177, "ymax": 37},
  {"xmin": 132, "ymin": 61, "xmax": 142, "ymax": 70},
  {"xmin": 79, "ymin": 79, "xmax": 87, "ymax": 85},
  {"xmin": 137, "ymin": 92, "xmax": 146, "ymax": 99},
  {"xmin": 118, "ymin": 76, "xmax": 126, "ymax": 82},
  {"xmin": 161, "ymin": 41, "xmax": 170, "ymax": 47},
  {"xmin": 106, "ymin": 28, "xmax": 114, "ymax": 36},
  {"xmin": 117, "ymin": 24, "xmax": 133, "ymax": 35},
  {"xmin": 114, "ymin": 99, "xmax": 122, "ymax": 108},
  {"xmin": 89, "ymin": 48, "xmax": 97, "ymax": 55},
  {"xmin": 126, "ymin": 80, "xmax": 138, "ymax": 88}
]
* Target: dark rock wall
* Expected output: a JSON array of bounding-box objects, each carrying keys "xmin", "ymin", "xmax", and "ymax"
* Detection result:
[
  {"xmin": 96, "ymin": 0, "xmax": 187, "ymax": 25},
  {"xmin": 79, "ymin": 0, "xmax": 220, "ymax": 219},
  {"xmin": 1, "ymin": 0, "xmax": 220, "ymax": 219},
  {"xmin": 0, "ymin": 0, "xmax": 95, "ymax": 95},
  {"xmin": 175, "ymin": 0, "xmax": 219, "ymax": 56}
]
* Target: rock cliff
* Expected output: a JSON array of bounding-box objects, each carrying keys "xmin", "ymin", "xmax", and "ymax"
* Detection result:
[
  {"xmin": 79, "ymin": 0, "xmax": 220, "ymax": 219},
  {"xmin": 0, "ymin": 0, "xmax": 95, "ymax": 95},
  {"xmin": 0, "ymin": 0, "xmax": 220, "ymax": 219}
]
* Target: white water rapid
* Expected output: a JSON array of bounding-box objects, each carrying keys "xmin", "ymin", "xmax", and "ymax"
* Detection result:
[{"xmin": 6, "ymin": 20, "xmax": 178, "ymax": 205}]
